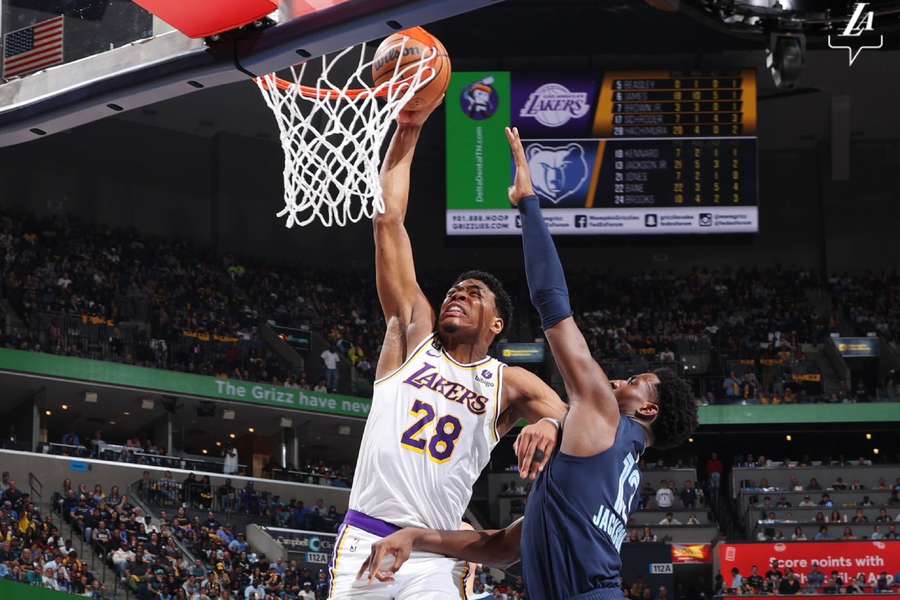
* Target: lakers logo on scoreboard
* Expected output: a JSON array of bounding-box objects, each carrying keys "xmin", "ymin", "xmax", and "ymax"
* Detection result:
[
  {"xmin": 519, "ymin": 83, "xmax": 590, "ymax": 127},
  {"xmin": 828, "ymin": 2, "xmax": 883, "ymax": 66}
]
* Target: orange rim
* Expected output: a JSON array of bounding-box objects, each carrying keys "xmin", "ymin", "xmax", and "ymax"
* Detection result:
[
  {"xmin": 257, "ymin": 68, "xmax": 437, "ymax": 99},
  {"xmin": 257, "ymin": 78, "xmax": 385, "ymax": 99}
]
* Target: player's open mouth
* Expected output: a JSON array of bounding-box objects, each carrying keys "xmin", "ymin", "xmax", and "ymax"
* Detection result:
[{"xmin": 444, "ymin": 303, "xmax": 465, "ymax": 317}]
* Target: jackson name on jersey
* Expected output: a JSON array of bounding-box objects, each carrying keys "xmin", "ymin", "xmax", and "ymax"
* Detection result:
[{"xmin": 349, "ymin": 333, "xmax": 504, "ymax": 531}]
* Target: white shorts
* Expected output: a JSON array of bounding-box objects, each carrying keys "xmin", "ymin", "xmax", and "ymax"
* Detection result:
[{"xmin": 328, "ymin": 522, "xmax": 469, "ymax": 600}]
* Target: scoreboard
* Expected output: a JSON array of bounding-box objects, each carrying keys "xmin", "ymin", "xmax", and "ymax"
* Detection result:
[{"xmin": 445, "ymin": 70, "xmax": 759, "ymax": 235}]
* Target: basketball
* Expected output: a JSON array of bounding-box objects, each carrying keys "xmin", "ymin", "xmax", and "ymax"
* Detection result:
[{"xmin": 371, "ymin": 27, "xmax": 451, "ymax": 111}]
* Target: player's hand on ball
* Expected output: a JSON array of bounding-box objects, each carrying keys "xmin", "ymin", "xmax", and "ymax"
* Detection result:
[
  {"xmin": 513, "ymin": 418, "xmax": 559, "ymax": 481},
  {"xmin": 505, "ymin": 126, "xmax": 536, "ymax": 206},
  {"xmin": 397, "ymin": 94, "xmax": 445, "ymax": 128},
  {"xmin": 357, "ymin": 528, "xmax": 419, "ymax": 583}
]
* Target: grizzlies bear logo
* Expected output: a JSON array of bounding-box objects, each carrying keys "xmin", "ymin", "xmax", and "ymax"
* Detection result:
[{"xmin": 526, "ymin": 143, "xmax": 589, "ymax": 205}]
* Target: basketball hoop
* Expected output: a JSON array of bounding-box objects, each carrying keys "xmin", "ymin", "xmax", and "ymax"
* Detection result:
[{"xmin": 256, "ymin": 37, "xmax": 437, "ymax": 228}]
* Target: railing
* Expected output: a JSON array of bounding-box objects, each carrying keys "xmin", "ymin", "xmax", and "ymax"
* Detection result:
[
  {"xmin": 27, "ymin": 472, "xmax": 44, "ymax": 523},
  {"xmin": 824, "ymin": 336, "xmax": 852, "ymax": 390},
  {"xmin": 127, "ymin": 482, "xmax": 198, "ymax": 565},
  {"xmin": 41, "ymin": 442, "xmax": 247, "ymax": 475},
  {"xmin": 51, "ymin": 492, "xmax": 124, "ymax": 599},
  {"xmin": 270, "ymin": 467, "xmax": 351, "ymax": 488}
]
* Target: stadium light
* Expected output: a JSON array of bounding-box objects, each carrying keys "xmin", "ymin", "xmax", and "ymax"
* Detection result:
[
  {"xmin": 44, "ymin": 410, "xmax": 51, "ymax": 416},
  {"xmin": 215, "ymin": 441, "xmax": 222, "ymax": 447},
  {"xmin": 229, "ymin": 433, "xmax": 236, "ymax": 439},
  {"xmin": 785, "ymin": 434, "xmax": 792, "ymax": 441},
  {"xmin": 688, "ymin": 437, "xmax": 694, "ymax": 443},
  {"xmin": 866, "ymin": 433, "xmax": 872, "ymax": 440},
  {"xmin": 873, "ymin": 448, "xmax": 879, "ymax": 455},
  {"xmin": 61, "ymin": 404, "xmax": 68, "ymax": 411},
  {"xmin": 202, "ymin": 449, "xmax": 208, "ymax": 455},
  {"xmin": 766, "ymin": 32, "xmax": 805, "ymax": 89},
  {"xmin": 248, "ymin": 427, "xmax": 255, "ymax": 433}
]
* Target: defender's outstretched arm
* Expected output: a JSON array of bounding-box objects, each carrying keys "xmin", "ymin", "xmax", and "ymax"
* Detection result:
[{"xmin": 506, "ymin": 127, "xmax": 619, "ymax": 456}]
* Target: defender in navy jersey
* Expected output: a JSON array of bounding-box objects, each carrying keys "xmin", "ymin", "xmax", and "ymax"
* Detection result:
[{"xmin": 357, "ymin": 128, "xmax": 699, "ymax": 600}]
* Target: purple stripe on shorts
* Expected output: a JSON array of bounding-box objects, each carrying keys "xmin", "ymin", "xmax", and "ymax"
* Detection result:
[{"xmin": 344, "ymin": 509, "xmax": 401, "ymax": 538}]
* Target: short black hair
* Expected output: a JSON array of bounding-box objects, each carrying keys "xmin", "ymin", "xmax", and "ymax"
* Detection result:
[
  {"xmin": 452, "ymin": 270, "xmax": 513, "ymax": 336},
  {"xmin": 650, "ymin": 367, "xmax": 698, "ymax": 450}
]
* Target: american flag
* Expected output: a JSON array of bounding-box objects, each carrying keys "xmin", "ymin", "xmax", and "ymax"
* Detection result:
[{"xmin": 3, "ymin": 16, "xmax": 64, "ymax": 79}]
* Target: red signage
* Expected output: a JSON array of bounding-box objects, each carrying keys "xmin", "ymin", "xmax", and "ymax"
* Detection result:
[
  {"xmin": 672, "ymin": 543, "xmax": 712, "ymax": 564},
  {"xmin": 733, "ymin": 596, "xmax": 886, "ymax": 600},
  {"xmin": 718, "ymin": 542, "xmax": 900, "ymax": 585}
]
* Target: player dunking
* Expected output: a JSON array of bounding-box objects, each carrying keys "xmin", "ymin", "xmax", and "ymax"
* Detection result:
[
  {"xmin": 357, "ymin": 128, "xmax": 700, "ymax": 600},
  {"xmin": 328, "ymin": 101, "xmax": 567, "ymax": 600}
]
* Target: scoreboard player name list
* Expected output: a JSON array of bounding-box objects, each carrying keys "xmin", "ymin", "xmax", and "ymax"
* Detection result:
[{"xmin": 447, "ymin": 70, "xmax": 758, "ymax": 235}]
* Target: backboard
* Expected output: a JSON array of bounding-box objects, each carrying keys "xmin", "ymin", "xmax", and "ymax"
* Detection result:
[{"xmin": 0, "ymin": 0, "xmax": 500, "ymax": 147}]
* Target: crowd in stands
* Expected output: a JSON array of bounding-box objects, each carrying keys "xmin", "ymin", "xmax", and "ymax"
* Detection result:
[
  {"xmin": 470, "ymin": 570, "xmax": 679, "ymax": 600},
  {"xmin": 830, "ymin": 271, "xmax": 900, "ymax": 343},
  {"xmin": 567, "ymin": 267, "xmax": 827, "ymax": 362},
  {"xmin": 135, "ymin": 470, "xmax": 346, "ymax": 535},
  {"xmin": 721, "ymin": 560, "xmax": 900, "ymax": 596},
  {"xmin": 641, "ymin": 479, "xmax": 705, "ymax": 512},
  {"xmin": 7, "ymin": 208, "xmax": 900, "ymax": 405},
  {"xmin": 0, "ymin": 210, "xmax": 381, "ymax": 391},
  {"xmin": 56, "ymin": 478, "xmax": 335, "ymax": 599},
  {"xmin": 470, "ymin": 567, "xmax": 527, "ymax": 599},
  {"xmin": 0, "ymin": 472, "xmax": 108, "ymax": 597},
  {"xmin": 623, "ymin": 580, "xmax": 674, "ymax": 600},
  {"xmin": 737, "ymin": 454, "xmax": 900, "ymax": 542}
]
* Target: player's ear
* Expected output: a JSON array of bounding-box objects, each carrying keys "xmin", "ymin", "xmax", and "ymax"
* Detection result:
[
  {"xmin": 489, "ymin": 316, "xmax": 504, "ymax": 336},
  {"xmin": 637, "ymin": 401, "xmax": 659, "ymax": 420}
]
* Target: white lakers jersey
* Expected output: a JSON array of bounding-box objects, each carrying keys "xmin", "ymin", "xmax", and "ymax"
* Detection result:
[{"xmin": 349, "ymin": 333, "xmax": 505, "ymax": 530}]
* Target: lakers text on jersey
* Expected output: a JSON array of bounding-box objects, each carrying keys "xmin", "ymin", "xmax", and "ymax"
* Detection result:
[{"xmin": 349, "ymin": 333, "xmax": 505, "ymax": 531}]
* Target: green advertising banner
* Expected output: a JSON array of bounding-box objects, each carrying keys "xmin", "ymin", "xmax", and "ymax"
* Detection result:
[
  {"xmin": 0, "ymin": 348, "xmax": 370, "ymax": 419},
  {"xmin": 698, "ymin": 402, "xmax": 900, "ymax": 425},
  {"xmin": 446, "ymin": 71, "xmax": 511, "ymax": 217},
  {"xmin": 3, "ymin": 348, "xmax": 899, "ymax": 425},
  {"xmin": 0, "ymin": 581, "xmax": 86, "ymax": 599}
]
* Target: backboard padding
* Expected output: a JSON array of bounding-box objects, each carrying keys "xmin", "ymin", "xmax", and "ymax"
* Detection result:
[{"xmin": 132, "ymin": 0, "xmax": 278, "ymax": 39}]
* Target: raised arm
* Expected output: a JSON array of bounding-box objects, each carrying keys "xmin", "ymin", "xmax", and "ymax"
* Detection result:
[
  {"xmin": 373, "ymin": 98, "xmax": 443, "ymax": 379},
  {"xmin": 505, "ymin": 127, "xmax": 619, "ymax": 456},
  {"xmin": 357, "ymin": 519, "xmax": 523, "ymax": 583}
]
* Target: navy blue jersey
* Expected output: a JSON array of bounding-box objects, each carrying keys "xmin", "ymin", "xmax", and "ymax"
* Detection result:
[{"xmin": 521, "ymin": 416, "xmax": 647, "ymax": 600}]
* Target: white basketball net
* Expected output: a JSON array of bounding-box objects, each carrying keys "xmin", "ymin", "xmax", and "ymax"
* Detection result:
[{"xmin": 256, "ymin": 38, "xmax": 437, "ymax": 228}]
